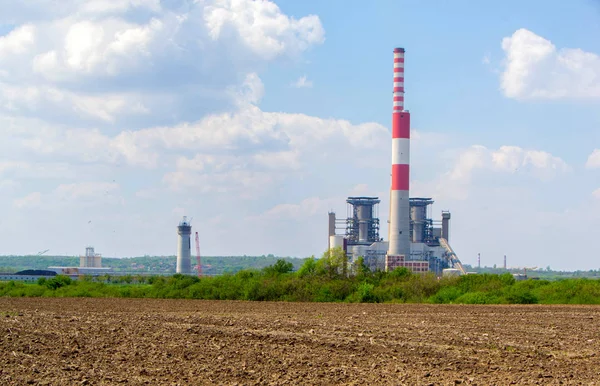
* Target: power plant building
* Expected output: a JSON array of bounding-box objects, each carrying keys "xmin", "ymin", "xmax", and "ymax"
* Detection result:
[{"xmin": 327, "ymin": 47, "xmax": 465, "ymax": 276}]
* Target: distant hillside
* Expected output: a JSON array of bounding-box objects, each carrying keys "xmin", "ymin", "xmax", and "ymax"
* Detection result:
[{"xmin": 0, "ymin": 255, "xmax": 308, "ymax": 275}]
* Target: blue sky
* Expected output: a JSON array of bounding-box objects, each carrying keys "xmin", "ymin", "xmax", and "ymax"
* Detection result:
[{"xmin": 0, "ymin": 0, "xmax": 599, "ymax": 270}]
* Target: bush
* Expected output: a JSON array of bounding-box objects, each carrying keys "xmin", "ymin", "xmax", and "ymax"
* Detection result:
[
  {"xmin": 388, "ymin": 267, "xmax": 412, "ymax": 280},
  {"xmin": 263, "ymin": 259, "xmax": 294, "ymax": 276},
  {"xmin": 455, "ymin": 291, "xmax": 501, "ymax": 304},
  {"xmin": 504, "ymin": 282, "xmax": 539, "ymax": 304},
  {"xmin": 44, "ymin": 275, "xmax": 72, "ymax": 290},
  {"xmin": 348, "ymin": 282, "xmax": 379, "ymax": 303},
  {"xmin": 429, "ymin": 286, "xmax": 463, "ymax": 304},
  {"xmin": 297, "ymin": 257, "xmax": 317, "ymax": 277}
]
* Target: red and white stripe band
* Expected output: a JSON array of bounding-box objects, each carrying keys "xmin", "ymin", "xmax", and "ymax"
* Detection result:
[
  {"xmin": 393, "ymin": 50, "xmax": 405, "ymax": 111},
  {"xmin": 391, "ymin": 112, "xmax": 410, "ymax": 192},
  {"xmin": 392, "ymin": 48, "xmax": 408, "ymax": 192},
  {"xmin": 391, "ymin": 164, "xmax": 409, "ymax": 191}
]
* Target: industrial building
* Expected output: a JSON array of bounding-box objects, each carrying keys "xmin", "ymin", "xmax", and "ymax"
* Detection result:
[
  {"xmin": 80, "ymin": 246, "xmax": 102, "ymax": 268},
  {"xmin": 48, "ymin": 246, "xmax": 113, "ymax": 276},
  {"xmin": 327, "ymin": 47, "xmax": 465, "ymax": 276}
]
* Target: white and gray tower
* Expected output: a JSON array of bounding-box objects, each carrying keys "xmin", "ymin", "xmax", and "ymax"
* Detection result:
[{"xmin": 176, "ymin": 216, "xmax": 192, "ymax": 274}]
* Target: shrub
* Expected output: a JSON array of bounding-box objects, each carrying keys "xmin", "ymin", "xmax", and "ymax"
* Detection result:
[
  {"xmin": 297, "ymin": 257, "xmax": 317, "ymax": 277},
  {"xmin": 352, "ymin": 282, "xmax": 378, "ymax": 303},
  {"xmin": 429, "ymin": 286, "xmax": 463, "ymax": 304},
  {"xmin": 263, "ymin": 259, "xmax": 293, "ymax": 276},
  {"xmin": 44, "ymin": 275, "xmax": 72, "ymax": 290},
  {"xmin": 388, "ymin": 267, "xmax": 411, "ymax": 280},
  {"xmin": 455, "ymin": 291, "xmax": 501, "ymax": 304},
  {"xmin": 504, "ymin": 282, "xmax": 539, "ymax": 304}
]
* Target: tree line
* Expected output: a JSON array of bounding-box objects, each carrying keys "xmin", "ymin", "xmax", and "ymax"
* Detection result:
[{"xmin": 2, "ymin": 248, "xmax": 600, "ymax": 304}]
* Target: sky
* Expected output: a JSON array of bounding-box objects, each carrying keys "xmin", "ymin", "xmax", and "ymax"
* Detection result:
[{"xmin": 0, "ymin": 0, "xmax": 599, "ymax": 270}]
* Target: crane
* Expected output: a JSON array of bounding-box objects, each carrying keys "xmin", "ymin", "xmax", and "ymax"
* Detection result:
[
  {"xmin": 37, "ymin": 249, "xmax": 50, "ymax": 256},
  {"xmin": 195, "ymin": 231, "xmax": 202, "ymax": 278}
]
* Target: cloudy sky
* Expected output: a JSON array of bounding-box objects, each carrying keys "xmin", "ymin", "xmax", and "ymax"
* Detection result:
[{"xmin": 1, "ymin": 0, "xmax": 599, "ymax": 270}]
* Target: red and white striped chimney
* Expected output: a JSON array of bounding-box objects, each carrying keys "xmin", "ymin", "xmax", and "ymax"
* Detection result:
[{"xmin": 387, "ymin": 47, "xmax": 411, "ymax": 263}]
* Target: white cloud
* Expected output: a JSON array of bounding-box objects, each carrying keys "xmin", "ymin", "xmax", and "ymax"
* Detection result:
[
  {"xmin": 500, "ymin": 28, "xmax": 600, "ymax": 99},
  {"xmin": 0, "ymin": 160, "xmax": 79, "ymax": 180},
  {"xmin": 291, "ymin": 75, "xmax": 313, "ymax": 88},
  {"xmin": 593, "ymin": 188, "xmax": 600, "ymax": 200},
  {"xmin": 78, "ymin": 0, "xmax": 161, "ymax": 15},
  {"xmin": 0, "ymin": 0, "xmax": 325, "ymax": 127},
  {"xmin": 255, "ymin": 196, "xmax": 340, "ymax": 221},
  {"xmin": 253, "ymin": 150, "xmax": 301, "ymax": 170},
  {"xmin": 13, "ymin": 192, "xmax": 42, "ymax": 208},
  {"xmin": 2, "ymin": 0, "xmax": 323, "ymax": 80},
  {"xmin": 586, "ymin": 149, "xmax": 600, "ymax": 169},
  {"xmin": 163, "ymin": 168, "xmax": 275, "ymax": 198},
  {"xmin": 26, "ymin": 17, "xmax": 166, "ymax": 79},
  {"xmin": 0, "ymin": 180, "xmax": 21, "ymax": 193},
  {"xmin": 54, "ymin": 182, "xmax": 119, "ymax": 201},
  {"xmin": 134, "ymin": 188, "xmax": 161, "ymax": 199},
  {"xmin": 231, "ymin": 73, "xmax": 265, "ymax": 106},
  {"xmin": 4, "ymin": 69, "xmax": 387, "ymax": 175},
  {"xmin": 204, "ymin": 0, "xmax": 324, "ymax": 61},
  {"xmin": 0, "ymin": 0, "xmax": 161, "ymax": 23},
  {"xmin": 0, "ymin": 83, "xmax": 148, "ymax": 122},
  {"xmin": 13, "ymin": 182, "xmax": 123, "ymax": 210},
  {"xmin": 0, "ymin": 24, "xmax": 36, "ymax": 57},
  {"xmin": 439, "ymin": 145, "xmax": 569, "ymax": 199}
]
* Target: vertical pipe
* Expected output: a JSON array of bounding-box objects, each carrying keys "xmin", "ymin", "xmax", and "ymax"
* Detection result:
[{"xmin": 387, "ymin": 47, "xmax": 411, "ymax": 263}]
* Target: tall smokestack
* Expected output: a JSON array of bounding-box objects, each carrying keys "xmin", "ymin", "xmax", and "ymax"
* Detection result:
[{"xmin": 386, "ymin": 47, "xmax": 411, "ymax": 267}]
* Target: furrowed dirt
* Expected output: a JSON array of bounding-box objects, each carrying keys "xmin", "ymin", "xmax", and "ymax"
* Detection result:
[{"xmin": 1, "ymin": 299, "xmax": 599, "ymax": 385}]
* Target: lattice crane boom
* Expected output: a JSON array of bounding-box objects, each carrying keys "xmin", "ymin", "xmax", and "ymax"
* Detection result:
[{"xmin": 195, "ymin": 231, "xmax": 202, "ymax": 278}]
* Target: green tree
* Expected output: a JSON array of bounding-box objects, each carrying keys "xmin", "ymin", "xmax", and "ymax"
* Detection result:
[
  {"xmin": 263, "ymin": 259, "xmax": 293, "ymax": 276},
  {"xmin": 297, "ymin": 256, "xmax": 317, "ymax": 277},
  {"xmin": 352, "ymin": 256, "xmax": 371, "ymax": 278},
  {"xmin": 43, "ymin": 275, "xmax": 72, "ymax": 290},
  {"xmin": 316, "ymin": 247, "xmax": 348, "ymax": 278}
]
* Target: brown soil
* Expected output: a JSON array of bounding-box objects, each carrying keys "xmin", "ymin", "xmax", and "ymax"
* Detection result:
[{"xmin": 1, "ymin": 298, "xmax": 600, "ymax": 385}]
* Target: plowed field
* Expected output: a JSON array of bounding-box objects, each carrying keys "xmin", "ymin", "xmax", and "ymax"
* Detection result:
[{"xmin": 1, "ymin": 298, "xmax": 600, "ymax": 385}]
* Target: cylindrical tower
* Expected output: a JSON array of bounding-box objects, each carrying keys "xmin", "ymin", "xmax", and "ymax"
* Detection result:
[
  {"xmin": 356, "ymin": 204, "xmax": 373, "ymax": 243},
  {"xmin": 441, "ymin": 211, "xmax": 451, "ymax": 241},
  {"xmin": 176, "ymin": 216, "xmax": 192, "ymax": 274},
  {"xmin": 387, "ymin": 47, "xmax": 411, "ymax": 262},
  {"xmin": 410, "ymin": 205, "xmax": 426, "ymax": 243},
  {"xmin": 328, "ymin": 212, "xmax": 336, "ymax": 249}
]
